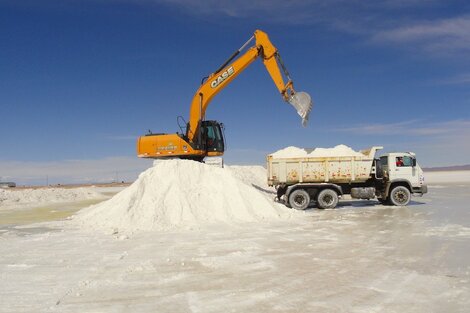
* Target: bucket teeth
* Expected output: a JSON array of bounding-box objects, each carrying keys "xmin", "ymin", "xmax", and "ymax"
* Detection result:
[{"xmin": 288, "ymin": 91, "xmax": 313, "ymax": 126}]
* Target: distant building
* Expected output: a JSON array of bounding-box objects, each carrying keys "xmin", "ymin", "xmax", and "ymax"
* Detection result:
[{"xmin": 0, "ymin": 182, "xmax": 16, "ymax": 188}]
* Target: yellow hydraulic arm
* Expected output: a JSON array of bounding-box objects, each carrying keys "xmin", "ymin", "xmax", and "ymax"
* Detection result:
[
  {"xmin": 136, "ymin": 29, "xmax": 312, "ymax": 160},
  {"xmin": 186, "ymin": 29, "xmax": 310, "ymax": 142}
]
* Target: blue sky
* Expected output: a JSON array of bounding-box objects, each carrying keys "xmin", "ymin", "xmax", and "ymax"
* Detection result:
[{"xmin": 1, "ymin": 0, "xmax": 469, "ymax": 184}]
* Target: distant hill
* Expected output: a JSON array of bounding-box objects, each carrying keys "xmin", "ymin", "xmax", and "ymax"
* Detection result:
[{"xmin": 423, "ymin": 164, "xmax": 470, "ymax": 172}]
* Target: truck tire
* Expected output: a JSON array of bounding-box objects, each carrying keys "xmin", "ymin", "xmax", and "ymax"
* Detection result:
[
  {"xmin": 276, "ymin": 185, "xmax": 288, "ymax": 200},
  {"xmin": 389, "ymin": 186, "xmax": 411, "ymax": 206},
  {"xmin": 316, "ymin": 189, "xmax": 339, "ymax": 209},
  {"xmin": 288, "ymin": 189, "xmax": 310, "ymax": 210}
]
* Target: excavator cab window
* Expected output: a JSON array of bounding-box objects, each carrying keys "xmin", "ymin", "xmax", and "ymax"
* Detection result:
[{"xmin": 201, "ymin": 121, "xmax": 224, "ymax": 153}]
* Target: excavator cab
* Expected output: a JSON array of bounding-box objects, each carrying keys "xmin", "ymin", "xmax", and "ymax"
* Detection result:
[
  {"xmin": 196, "ymin": 120, "xmax": 225, "ymax": 155},
  {"xmin": 136, "ymin": 120, "xmax": 225, "ymax": 161}
]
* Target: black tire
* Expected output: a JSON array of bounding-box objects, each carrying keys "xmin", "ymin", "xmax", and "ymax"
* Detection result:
[
  {"xmin": 316, "ymin": 189, "xmax": 339, "ymax": 209},
  {"xmin": 389, "ymin": 186, "xmax": 411, "ymax": 206},
  {"xmin": 276, "ymin": 185, "xmax": 288, "ymax": 200},
  {"xmin": 288, "ymin": 189, "xmax": 310, "ymax": 210}
]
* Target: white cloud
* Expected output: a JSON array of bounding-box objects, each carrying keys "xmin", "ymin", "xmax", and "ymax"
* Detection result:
[
  {"xmin": 14, "ymin": 0, "xmax": 468, "ymax": 58},
  {"xmin": 407, "ymin": 130, "xmax": 470, "ymax": 166},
  {"xmin": 0, "ymin": 156, "xmax": 153, "ymax": 186},
  {"xmin": 438, "ymin": 73, "xmax": 470, "ymax": 85},
  {"xmin": 143, "ymin": 1, "xmax": 470, "ymax": 58},
  {"xmin": 373, "ymin": 16, "xmax": 470, "ymax": 42},
  {"xmin": 141, "ymin": 0, "xmax": 340, "ymax": 24},
  {"xmin": 336, "ymin": 119, "xmax": 470, "ymax": 136},
  {"xmin": 141, "ymin": 0, "xmax": 441, "ymax": 20},
  {"xmin": 336, "ymin": 120, "xmax": 420, "ymax": 135},
  {"xmin": 370, "ymin": 15, "xmax": 470, "ymax": 56},
  {"xmin": 334, "ymin": 119, "xmax": 470, "ymax": 166}
]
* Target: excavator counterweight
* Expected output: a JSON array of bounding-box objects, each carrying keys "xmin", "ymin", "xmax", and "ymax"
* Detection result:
[{"xmin": 137, "ymin": 30, "xmax": 313, "ymax": 160}]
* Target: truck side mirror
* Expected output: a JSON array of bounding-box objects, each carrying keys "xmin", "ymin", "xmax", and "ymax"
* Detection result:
[{"xmin": 412, "ymin": 158, "xmax": 417, "ymax": 167}]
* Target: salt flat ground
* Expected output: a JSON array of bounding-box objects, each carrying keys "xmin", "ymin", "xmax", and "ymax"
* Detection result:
[{"xmin": 1, "ymin": 172, "xmax": 469, "ymax": 312}]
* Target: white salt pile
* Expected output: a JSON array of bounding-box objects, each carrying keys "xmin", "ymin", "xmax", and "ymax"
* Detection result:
[
  {"xmin": 75, "ymin": 160, "xmax": 289, "ymax": 233},
  {"xmin": 308, "ymin": 144, "xmax": 364, "ymax": 157},
  {"xmin": 270, "ymin": 144, "xmax": 364, "ymax": 159},
  {"xmin": 0, "ymin": 187, "xmax": 103, "ymax": 208},
  {"xmin": 227, "ymin": 165, "xmax": 269, "ymax": 189},
  {"xmin": 270, "ymin": 146, "xmax": 308, "ymax": 158}
]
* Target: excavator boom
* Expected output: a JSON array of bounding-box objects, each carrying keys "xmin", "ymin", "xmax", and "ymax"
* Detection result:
[
  {"xmin": 137, "ymin": 30, "xmax": 313, "ymax": 160},
  {"xmin": 186, "ymin": 30, "xmax": 311, "ymax": 142}
]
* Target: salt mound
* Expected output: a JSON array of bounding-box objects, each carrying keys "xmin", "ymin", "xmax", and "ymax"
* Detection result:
[
  {"xmin": 308, "ymin": 144, "xmax": 364, "ymax": 157},
  {"xmin": 75, "ymin": 160, "xmax": 287, "ymax": 233},
  {"xmin": 270, "ymin": 146, "xmax": 308, "ymax": 158},
  {"xmin": 270, "ymin": 144, "xmax": 364, "ymax": 159},
  {"xmin": 227, "ymin": 165, "xmax": 269, "ymax": 189},
  {"xmin": 0, "ymin": 187, "xmax": 103, "ymax": 207}
]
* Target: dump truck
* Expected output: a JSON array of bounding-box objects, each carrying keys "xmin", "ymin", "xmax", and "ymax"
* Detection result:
[{"xmin": 267, "ymin": 146, "xmax": 428, "ymax": 210}]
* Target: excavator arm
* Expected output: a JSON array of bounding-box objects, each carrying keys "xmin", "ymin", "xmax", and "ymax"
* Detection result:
[
  {"xmin": 186, "ymin": 30, "xmax": 312, "ymax": 142},
  {"xmin": 136, "ymin": 30, "xmax": 312, "ymax": 160}
]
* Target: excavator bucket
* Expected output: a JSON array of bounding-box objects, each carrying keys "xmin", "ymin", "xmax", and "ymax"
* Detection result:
[{"xmin": 288, "ymin": 91, "xmax": 313, "ymax": 126}]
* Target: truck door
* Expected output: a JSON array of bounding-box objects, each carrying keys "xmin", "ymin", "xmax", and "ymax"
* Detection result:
[{"xmin": 392, "ymin": 155, "xmax": 415, "ymax": 182}]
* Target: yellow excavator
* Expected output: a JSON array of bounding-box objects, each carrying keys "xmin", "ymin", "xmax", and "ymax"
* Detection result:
[{"xmin": 137, "ymin": 30, "xmax": 312, "ymax": 161}]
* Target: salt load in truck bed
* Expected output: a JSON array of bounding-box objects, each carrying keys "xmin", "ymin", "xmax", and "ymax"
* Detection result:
[{"xmin": 267, "ymin": 145, "xmax": 383, "ymax": 186}]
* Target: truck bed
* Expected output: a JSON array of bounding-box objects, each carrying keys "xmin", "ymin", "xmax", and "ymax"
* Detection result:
[{"xmin": 267, "ymin": 146, "xmax": 383, "ymax": 186}]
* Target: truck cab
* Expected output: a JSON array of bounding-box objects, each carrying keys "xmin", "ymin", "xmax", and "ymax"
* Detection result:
[{"xmin": 378, "ymin": 152, "xmax": 427, "ymax": 203}]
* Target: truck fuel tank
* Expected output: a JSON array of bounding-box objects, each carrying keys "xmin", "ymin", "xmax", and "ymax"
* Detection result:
[{"xmin": 351, "ymin": 187, "xmax": 376, "ymax": 199}]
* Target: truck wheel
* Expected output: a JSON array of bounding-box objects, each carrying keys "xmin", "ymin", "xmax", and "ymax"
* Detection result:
[
  {"xmin": 288, "ymin": 189, "xmax": 310, "ymax": 210},
  {"xmin": 276, "ymin": 185, "xmax": 288, "ymax": 200},
  {"xmin": 389, "ymin": 186, "xmax": 411, "ymax": 206},
  {"xmin": 316, "ymin": 189, "xmax": 339, "ymax": 209}
]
